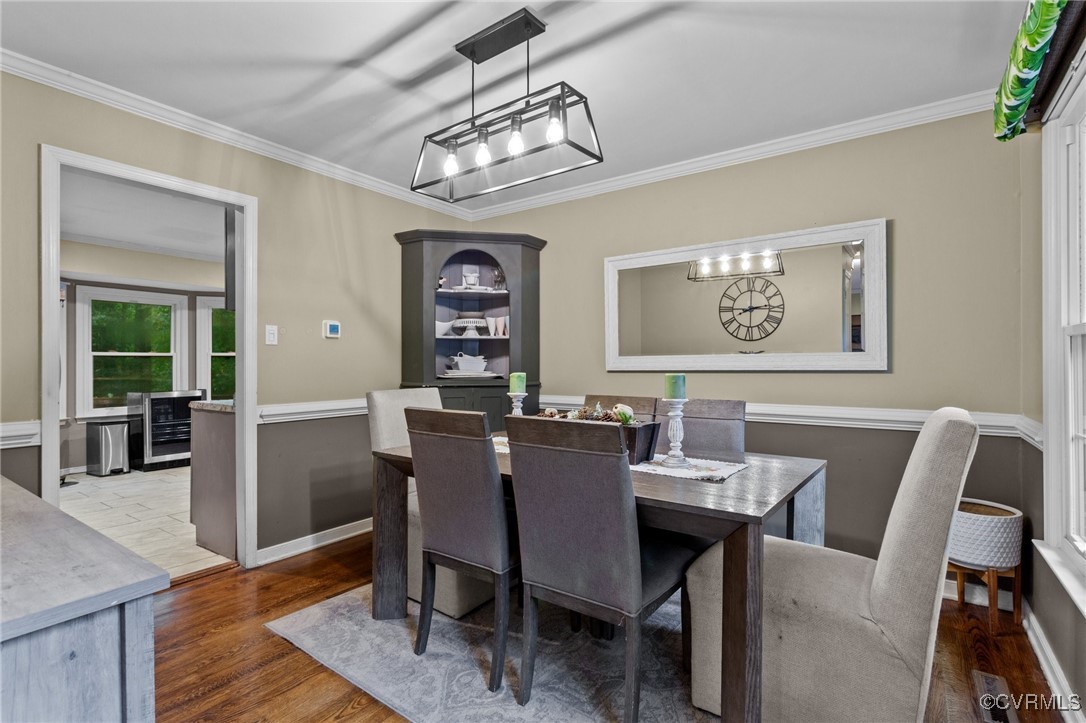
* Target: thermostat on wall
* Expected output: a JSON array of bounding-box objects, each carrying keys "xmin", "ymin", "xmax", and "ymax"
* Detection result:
[{"xmin": 322, "ymin": 320, "xmax": 341, "ymax": 339}]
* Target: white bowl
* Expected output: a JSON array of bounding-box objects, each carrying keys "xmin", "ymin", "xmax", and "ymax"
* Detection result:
[
  {"xmin": 452, "ymin": 357, "xmax": 487, "ymax": 372},
  {"xmin": 436, "ymin": 320, "xmax": 455, "ymax": 336}
]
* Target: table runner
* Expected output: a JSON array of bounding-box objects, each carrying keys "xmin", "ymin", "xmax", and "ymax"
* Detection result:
[{"xmin": 490, "ymin": 436, "xmax": 748, "ymax": 482}]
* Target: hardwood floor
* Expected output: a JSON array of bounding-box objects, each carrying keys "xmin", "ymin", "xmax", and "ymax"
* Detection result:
[{"xmin": 154, "ymin": 534, "xmax": 1058, "ymax": 722}]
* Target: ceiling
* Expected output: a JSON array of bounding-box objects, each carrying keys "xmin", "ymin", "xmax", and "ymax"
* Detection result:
[
  {"xmin": 3, "ymin": 2, "xmax": 1024, "ymax": 216},
  {"xmin": 61, "ymin": 168, "xmax": 228, "ymax": 261}
]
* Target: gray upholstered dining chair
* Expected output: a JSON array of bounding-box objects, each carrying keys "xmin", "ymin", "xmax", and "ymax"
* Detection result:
[
  {"xmin": 583, "ymin": 394, "xmax": 658, "ymax": 422},
  {"xmin": 653, "ymin": 398, "xmax": 745, "ymax": 463},
  {"xmin": 684, "ymin": 407, "xmax": 979, "ymax": 721},
  {"xmin": 505, "ymin": 415, "xmax": 700, "ymax": 723},
  {"xmin": 366, "ymin": 388, "xmax": 493, "ymax": 619},
  {"xmin": 405, "ymin": 407, "xmax": 519, "ymax": 692}
]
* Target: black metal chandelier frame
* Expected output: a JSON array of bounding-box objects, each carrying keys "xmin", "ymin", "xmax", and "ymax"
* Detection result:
[{"xmin": 410, "ymin": 8, "xmax": 603, "ymax": 204}]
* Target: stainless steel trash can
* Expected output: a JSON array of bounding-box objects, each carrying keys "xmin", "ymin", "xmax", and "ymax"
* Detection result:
[{"xmin": 87, "ymin": 420, "xmax": 130, "ymax": 476}]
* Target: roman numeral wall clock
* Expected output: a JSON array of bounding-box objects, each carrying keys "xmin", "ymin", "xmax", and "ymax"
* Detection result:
[{"xmin": 718, "ymin": 276, "xmax": 785, "ymax": 341}]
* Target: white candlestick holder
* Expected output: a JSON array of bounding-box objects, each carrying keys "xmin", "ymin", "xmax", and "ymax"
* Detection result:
[
  {"xmin": 661, "ymin": 398, "xmax": 691, "ymax": 468},
  {"xmin": 508, "ymin": 392, "xmax": 527, "ymax": 416}
]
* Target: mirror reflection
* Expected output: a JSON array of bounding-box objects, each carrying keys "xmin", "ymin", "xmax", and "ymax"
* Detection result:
[{"xmin": 618, "ymin": 240, "xmax": 865, "ymax": 356}]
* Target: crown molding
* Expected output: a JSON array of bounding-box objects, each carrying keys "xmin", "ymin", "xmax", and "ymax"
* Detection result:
[
  {"xmin": 470, "ymin": 90, "xmax": 996, "ymax": 220},
  {"xmin": 3, "ymin": 48, "xmax": 993, "ymax": 222},
  {"xmin": 0, "ymin": 49, "xmax": 473, "ymax": 222}
]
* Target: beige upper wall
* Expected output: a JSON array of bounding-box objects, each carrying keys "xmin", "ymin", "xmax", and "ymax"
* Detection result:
[
  {"xmin": 60, "ymin": 239, "xmax": 226, "ymax": 289},
  {"xmin": 474, "ymin": 112, "xmax": 1044, "ymax": 416},
  {"xmin": 1, "ymin": 73, "xmax": 1043, "ymax": 421},
  {"xmin": 1, "ymin": 72, "xmax": 465, "ymax": 422}
]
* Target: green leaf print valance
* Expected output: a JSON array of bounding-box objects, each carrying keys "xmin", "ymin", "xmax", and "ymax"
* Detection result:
[{"xmin": 995, "ymin": 0, "xmax": 1068, "ymax": 141}]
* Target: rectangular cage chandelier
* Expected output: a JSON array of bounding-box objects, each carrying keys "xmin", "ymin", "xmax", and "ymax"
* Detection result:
[{"xmin": 411, "ymin": 8, "xmax": 602, "ymax": 204}]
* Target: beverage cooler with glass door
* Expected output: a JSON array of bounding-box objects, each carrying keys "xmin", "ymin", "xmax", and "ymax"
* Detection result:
[{"xmin": 127, "ymin": 390, "xmax": 206, "ymax": 470}]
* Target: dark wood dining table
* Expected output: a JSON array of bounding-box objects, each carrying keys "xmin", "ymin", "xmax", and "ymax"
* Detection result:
[{"xmin": 371, "ymin": 443, "xmax": 827, "ymax": 722}]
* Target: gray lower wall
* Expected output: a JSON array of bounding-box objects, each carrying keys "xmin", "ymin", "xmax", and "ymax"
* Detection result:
[
  {"xmin": 1030, "ymin": 548, "xmax": 1086, "ymax": 696},
  {"xmin": 256, "ymin": 415, "xmax": 373, "ymax": 549},
  {"xmin": 0, "ymin": 446, "xmax": 41, "ymax": 494},
  {"xmin": 746, "ymin": 422, "xmax": 1035, "ymax": 581},
  {"xmin": 60, "ymin": 421, "xmax": 87, "ymax": 471}
]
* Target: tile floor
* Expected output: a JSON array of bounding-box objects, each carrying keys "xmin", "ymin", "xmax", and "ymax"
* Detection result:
[{"xmin": 59, "ymin": 467, "xmax": 233, "ymax": 579}]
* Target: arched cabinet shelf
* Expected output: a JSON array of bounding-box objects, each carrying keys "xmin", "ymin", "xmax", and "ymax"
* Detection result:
[{"xmin": 395, "ymin": 229, "xmax": 546, "ymax": 430}]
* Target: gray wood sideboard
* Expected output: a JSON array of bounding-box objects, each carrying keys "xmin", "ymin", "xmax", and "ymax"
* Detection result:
[{"xmin": 1, "ymin": 476, "xmax": 169, "ymax": 721}]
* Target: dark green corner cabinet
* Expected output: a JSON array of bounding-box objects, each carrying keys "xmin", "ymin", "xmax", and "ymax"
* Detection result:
[{"xmin": 395, "ymin": 229, "xmax": 546, "ymax": 431}]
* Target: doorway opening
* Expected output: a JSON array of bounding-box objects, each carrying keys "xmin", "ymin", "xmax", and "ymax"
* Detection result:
[{"xmin": 40, "ymin": 146, "xmax": 259, "ymax": 569}]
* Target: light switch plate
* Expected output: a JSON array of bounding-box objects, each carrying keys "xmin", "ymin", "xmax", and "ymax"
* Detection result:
[
  {"xmin": 265, "ymin": 324, "xmax": 278, "ymax": 345},
  {"xmin": 323, "ymin": 320, "xmax": 341, "ymax": 339}
]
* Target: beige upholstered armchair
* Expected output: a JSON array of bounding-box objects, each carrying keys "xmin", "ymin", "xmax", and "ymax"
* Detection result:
[
  {"xmin": 685, "ymin": 407, "xmax": 979, "ymax": 722},
  {"xmin": 366, "ymin": 388, "xmax": 493, "ymax": 618}
]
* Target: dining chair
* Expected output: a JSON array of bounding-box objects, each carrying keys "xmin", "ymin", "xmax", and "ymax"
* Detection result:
[
  {"xmin": 653, "ymin": 398, "xmax": 745, "ymax": 463},
  {"xmin": 405, "ymin": 407, "xmax": 519, "ymax": 691},
  {"xmin": 582, "ymin": 394, "xmax": 658, "ymax": 422},
  {"xmin": 505, "ymin": 415, "xmax": 699, "ymax": 723},
  {"xmin": 684, "ymin": 407, "xmax": 979, "ymax": 721},
  {"xmin": 366, "ymin": 388, "xmax": 493, "ymax": 619}
]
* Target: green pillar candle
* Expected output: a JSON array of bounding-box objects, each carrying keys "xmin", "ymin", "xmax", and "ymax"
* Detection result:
[
  {"xmin": 663, "ymin": 373, "xmax": 686, "ymax": 399},
  {"xmin": 509, "ymin": 372, "xmax": 526, "ymax": 394}
]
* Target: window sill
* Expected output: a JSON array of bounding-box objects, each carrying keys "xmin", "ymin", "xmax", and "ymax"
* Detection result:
[{"xmin": 1033, "ymin": 539, "xmax": 1086, "ymax": 619}]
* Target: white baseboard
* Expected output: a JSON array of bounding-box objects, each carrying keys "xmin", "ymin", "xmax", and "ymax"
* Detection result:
[
  {"xmin": 941, "ymin": 580, "xmax": 1085, "ymax": 723},
  {"xmin": 941, "ymin": 577, "xmax": 1015, "ymax": 612},
  {"xmin": 60, "ymin": 466, "xmax": 87, "ymax": 476},
  {"xmin": 0, "ymin": 421, "xmax": 42, "ymax": 449},
  {"xmin": 253, "ymin": 518, "xmax": 372, "ymax": 566},
  {"xmin": 1023, "ymin": 603, "xmax": 1086, "ymax": 723}
]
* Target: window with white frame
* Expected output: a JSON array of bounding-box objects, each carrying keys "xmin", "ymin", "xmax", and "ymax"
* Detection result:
[
  {"xmin": 1043, "ymin": 59, "xmax": 1086, "ymax": 588},
  {"xmin": 75, "ymin": 286, "xmax": 187, "ymax": 417},
  {"xmin": 196, "ymin": 297, "xmax": 235, "ymax": 401}
]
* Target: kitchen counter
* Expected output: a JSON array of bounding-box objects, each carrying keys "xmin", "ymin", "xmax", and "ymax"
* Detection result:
[
  {"xmin": 189, "ymin": 405, "xmax": 237, "ymax": 558},
  {"xmin": 1, "ymin": 476, "xmax": 168, "ymax": 720},
  {"xmin": 189, "ymin": 400, "xmax": 235, "ymax": 413}
]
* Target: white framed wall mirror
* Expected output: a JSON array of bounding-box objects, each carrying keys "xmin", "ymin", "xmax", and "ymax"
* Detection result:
[{"xmin": 604, "ymin": 218, "xmax": 887, "ymax": 371}]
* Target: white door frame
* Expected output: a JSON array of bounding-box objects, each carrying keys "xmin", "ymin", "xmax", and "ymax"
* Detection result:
[{"xmin": 40, "ymin": 145, "xmax": 260, "ymax": 568}]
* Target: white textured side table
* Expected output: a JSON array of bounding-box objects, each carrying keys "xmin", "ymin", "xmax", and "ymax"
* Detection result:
[{"xmin": 947, "ymin": 497, "xmax": 1024, "ymax": 632}]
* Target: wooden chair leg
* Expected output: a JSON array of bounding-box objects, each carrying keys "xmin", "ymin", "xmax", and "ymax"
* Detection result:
[
  {"xmin": 489, "ymin": 571, "xmax": 510, "ymax": 692},
  {"xmin": 986, "ymin": 567, "xmax": 1000, "ymax": 633},
  {"xmin": 955, "ymin": 571, "xmax": 966, "ymax": 605},
  {"xmin": 519, "ymin": 586, "xmax": 538, "ymax": 706},
  {"xmin": 1012, "ymin": 564, "xmax": 1022, "ymax": 625},
  {"xmin": 414, "ymin": 552, "xmax": 436, "ymax": 655},
  {"xmin": 623, "ymin": 615, "xmax": 643, "ymax": 723},
  {"xmin": 681, "ymin": 584, "xmax": 692, "ymax": 673}
]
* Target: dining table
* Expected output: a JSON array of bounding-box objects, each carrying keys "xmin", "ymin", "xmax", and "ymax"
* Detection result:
[{"xmin": 371, "ymin": 440, "xmax": 827, "ymax": 722}]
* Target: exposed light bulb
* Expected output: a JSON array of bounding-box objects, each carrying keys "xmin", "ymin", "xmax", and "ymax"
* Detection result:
[
  {"xmin": 741, "ymin": 258, "xmax": 752, "ymax": 271},
  {"xmin": 719, "ymin": 257, "xmax": 729, "ymax": 271},
  {"xmin": 546, "ymin": 100, "xmax": 564, "ymax": 143},
  {"xmin": 508, "ymin": 115, "xmax": 524, "ymax": 155},
  {"xmin": 443, "ymin": 140, "xmax": 459, "ymax": 177},
  {"xmin": 475, "ymin": 128, "xmax": 491, "ymax": 166},
  {"xmin": 740, "ymin": 252, "xmax": 751, "ymax": 261},
  {"xmin": 762, "ymin": 250, "xmax": 772, "ymax": 257},
  {"xmin": 762, "ymin": 257, "xmax": 773, "ymax": 270},
  {"xmin": 699, "ymin": 257, "xmax": 710, "ymax": 274}
]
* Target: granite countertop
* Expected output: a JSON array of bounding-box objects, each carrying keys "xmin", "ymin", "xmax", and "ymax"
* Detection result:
[{"xmin": 190, "ymin": 401, "xmax": 235, "ymax": 413}]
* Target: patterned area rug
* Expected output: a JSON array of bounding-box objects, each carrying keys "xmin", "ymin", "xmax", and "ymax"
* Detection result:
[{"xmin": 266, "ymin": 584, "xmax": 717, "ymax": 722}]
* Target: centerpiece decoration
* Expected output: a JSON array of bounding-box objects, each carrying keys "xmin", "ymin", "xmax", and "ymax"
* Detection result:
[{"xmin": 538, "ymin": 402, "xmax": 661, "ymax": 465}]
